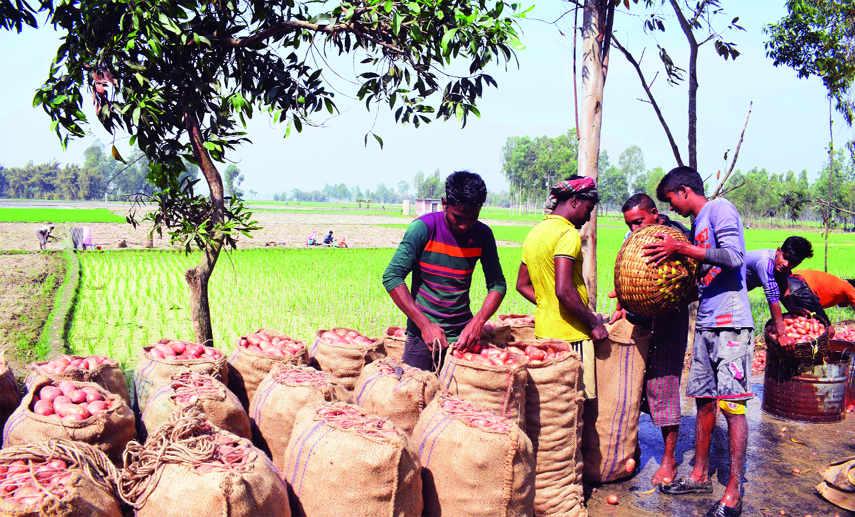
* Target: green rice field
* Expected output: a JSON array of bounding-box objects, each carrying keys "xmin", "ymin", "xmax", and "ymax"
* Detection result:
[
  {"xmin": 0, "ymin": 208, "xmax": 125, "ymax": 223},
  {"xmin": 65, "ymin": 220, "xmax": 855, "ymax": 371}
]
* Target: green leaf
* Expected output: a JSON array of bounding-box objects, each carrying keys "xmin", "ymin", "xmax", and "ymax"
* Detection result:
[
  {"xmin": 384, "ymin": 0, "xmax": 393, "ymax": 12},
  {"xmin": 112, "ymin": 145, "xmax": 127, "ymax": 164},
  {"xmin": 133, "ymin": 106, "xmax": 141, "ymax": 125},
  {"xmin": 203, "ymin": 142, "xmax": 217, "ymax": 150},
  {"xmin": 392, "ymin": 11, "xmax": 402, "ymax": 36},
  {"xmin": 129, "ymin": 135, "xmax": 137, "ymax": 146},
  {"xmin": 134, "ymin": 72, "xmax": 146, "ymax": 85},
  {"xmin": 373, "ymin": 134, "xmax": 384, "ymax": 149},
  {"xmin": 441, "ymin": 28, "xmax": 457, "ymax": 54}
]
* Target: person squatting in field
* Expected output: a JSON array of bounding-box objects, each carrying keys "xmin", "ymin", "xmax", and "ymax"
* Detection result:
[
  {"xmin": 515, "ymin": 175, "xmax": 607, "ymax": 400},
  {"xmin": 789, "ymin": 268, "xmax": 855, "ymax": 311},
  {"xmin": 382, "ymin": 171, "xmax": 506, "ymax": 372},
  {"xmin": 36, "ymin": 222, "xmax": 54, "ymax": 250},
  {"xmin": 609, "ymin": 192, "xmax": 692, "ymax": 485},
  {"xmin": 744, "ymin": 236, "xmax": 826, "ymax": 351},
  {"xmin": 644, "ymin": 166, "xmax": 752, "ymax": 517}
]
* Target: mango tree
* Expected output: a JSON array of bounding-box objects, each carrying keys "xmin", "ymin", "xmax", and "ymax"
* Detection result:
[{"xmin": 35, "ymin": 0, "xmax": 527, "ymax": 344}]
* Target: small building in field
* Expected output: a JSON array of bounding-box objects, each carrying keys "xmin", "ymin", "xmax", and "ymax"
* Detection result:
[{"xmin": 414, "ymin": 198, "xmax": 442, "ymax": 217}]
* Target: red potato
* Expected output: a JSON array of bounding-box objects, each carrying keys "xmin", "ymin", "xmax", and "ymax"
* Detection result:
[
  {"xmin": 606, "ymin": 495, "xmax": 619, "ymax": 505},
  {"xmin": 38, "ymin": 386, "xmax": 62, "ymax": 403},
  {"xmin": 33, "ymin": 400, "xmax": 54, "ymax": 416}
]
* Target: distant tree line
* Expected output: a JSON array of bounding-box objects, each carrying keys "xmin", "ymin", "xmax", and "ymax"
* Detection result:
[
  {"xmin": 272, "ymin": 171, "xmax": 447, "ymax": 205},
  {"xmin": 501, "ymin": 128, "xmax": 855, "ymax": 229},
  {"xmin": 0, "ymin": 141, "xmax": 201, "ymax": 200}
]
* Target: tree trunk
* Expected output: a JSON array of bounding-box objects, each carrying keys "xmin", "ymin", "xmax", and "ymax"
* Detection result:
[
  {"xmin": 578, "ymin": 0, "xmax": 609, "ymax": 311},
  {"xmin": 825, "ymin": 96, "xmax": 833, "ymax": 272},
  {"xmin": 183, "ymin": 97, "xmax": 226, "ymax": 346},
  {"xmin": 669, "ymin": 0, "xmax": 701, "ymax": 171}
]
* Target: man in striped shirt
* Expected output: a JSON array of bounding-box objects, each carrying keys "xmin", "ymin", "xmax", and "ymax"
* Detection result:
[{"xmin": 382, "ymin": 171, "xmax": 506, "ymax": 372}]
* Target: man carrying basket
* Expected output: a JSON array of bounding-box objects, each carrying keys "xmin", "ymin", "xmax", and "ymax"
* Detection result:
[
  {"xmin": 610, "ymin": 193, "xmax": 691, "ymax": 485},
  {"xmin": 644, "ymin": 166, "xmax": 752, "ymax": 517}
]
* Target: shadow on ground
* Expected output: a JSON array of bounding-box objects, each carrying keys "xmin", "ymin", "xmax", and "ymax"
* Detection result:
[{"xmin": 585, "ymin": 375, "xmax": 855, "ymax": 516}]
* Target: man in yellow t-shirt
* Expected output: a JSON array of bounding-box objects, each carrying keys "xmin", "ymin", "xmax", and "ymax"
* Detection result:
[{"xmin": 516, "ymin": 176, "xmax": 608, "ymax": 399}]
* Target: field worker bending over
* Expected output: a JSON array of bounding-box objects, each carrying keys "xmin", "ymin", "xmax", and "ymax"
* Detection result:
[
  {"xmin": 790, "ymin": 269, "xmax": 855, "ymax": 310},
  {"xmin": 610, "ymin": 193, "xmax": 691, "ymax": 485},
  {"xmin": 382, "ymin": 171, "xmax": 506, "ymax": 372},
  {"xmin": 515, "ymin": 175, "xmax": 607, "ymax": 400},
  {"xmin": 37, "ymin": 222, "xmax": 54, "ymax": 250},
  {"xmin": 644, "ymin": 166, "xmax": 752, "ymax": 517},
  {"xmin": 745, "ymin": 236, "xmax": 816, "ymax": 352}
]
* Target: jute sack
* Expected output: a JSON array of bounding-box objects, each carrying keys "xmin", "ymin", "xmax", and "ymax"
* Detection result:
[
  {"xmin": 482, "ymin": 320, "xmax": 513, "ymax": 346},
  {"xmin": 140, "ymin": 372, "xmax": 250, "ymax": 441},
  {"xmin": 353, "ymin": 357, "xmax": 439, "ymax": 435},
  {"xmin": 438, "ymin": 346, "xmax": 528, "ymax": 430},
  {"xmin": 499, "ymin": 314, "xmax": 536, "ymax": 342},
  {"xmin": 133, "ymin": 341, "xmax": 228, "ymax": 413},
  {"xmin": 0, "ymin": 352, "xmax": 22, "ymax": 434},
  {"xmin": 382, "ymin": 326, "xmax": 407, "ymax": 362},
  {"xmin": 0, "ymin": 439, "xmax": 123, "ymax": 517},
  {"xmin": 308, "ymin": 328, "xmax": 384, "ymax": 392},
  {"xmin": 515, "ymin": 340, "xmax": 586, "ymax": 517},
  {"xmin": 581, "ymin": 319, "xmax": 651, "ymax": 484},
  {"xmin": 3, "ymin": 378, "xmax": 136, "ymax": 466},
  {"xmin": 26, "ymin": 356, "xmax": 130, "ymax": 405},
  {"xmin": 227, "ymin": 328, "xmax": 309, "ymax": 411},
  {"xmin": 119, "ymin": 406, "xmax": 290, "ymax": 517},
  {"xmin": 249, "ymin": 364, "xmax": 349, "ymax": 473},
  {"xmin": 412, "ymin": 393, "xmax": 535, "ymax": 517},
  {"xmin": 283, "ymin": 401, "xmax": 422, "ymax": 517}
]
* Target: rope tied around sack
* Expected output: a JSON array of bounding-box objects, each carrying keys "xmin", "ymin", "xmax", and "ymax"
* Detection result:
[
  {"xmin": 0, "ymin": 439, "xmax": 120, "ymax": 494},
  {"xmin": 118, "ymin": 406, "xmax": 227, "ymax": 508}
]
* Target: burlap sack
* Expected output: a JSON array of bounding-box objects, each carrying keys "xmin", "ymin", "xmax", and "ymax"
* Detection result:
[
  {"xmin": 283, "ymin": 401, "xmax": 422, "ymax": 517},
  {"xmin": 581, "ymin": 319, "xmax": 651, "ymax": 484},
  {"xmin": 308, "ymin": 328, "xmax": 384, "ymax": 392},
  {"xmin": 516, "ymin": 340, "xmax": 587, "ymax": 517},
  {"xmin": 500, "ymin": 314, "xmax": 536, "ymax": 342},
  {"xmin": 3, "ymin": 378, "xmax": 136, "ymax": 466},
  {"xmin": 26, "ymin": 356, "xmax": 130, "ymax": 406},
  {"xmin": 412, "ymin": 393, "xmax": 535, "ymax": 517},
  {"xmin": 382, "ymin": 326, "xmax": 407, "ymax": 362},
  {"xmin": 353, "ymin": 357, "xmax": 439, "ymax": 435},
  {"xmin": 140, "ymin": 373, "xmax": 250, "ymax": 441},
  {"xmin": 0, "ymin": 353, "xmax": 22, "ymax": 434},
  {"xmin": 0, "ymin": 439, "xmax": 123, "ymax": 517},
  {"xmin": 438, "ymin": 347, "xmax": 528, "ymax": 430},
  {"xmin": 482, "ymin": 321, "xmax": 513, "ymax": 346},
  {"xmin": 120, "ymin": 407, "xmax": 290, "ymax": 517},
  {"xmin": 133, "ymin": 341, "xmax": 228, "ymax": 412},
  {"xmin": 249, "ymin": 364, "xmax": 349, "ymax": 473},
  {"xmin": 227, "ymin": 328, "xmax": 309, "ymax": 411}
]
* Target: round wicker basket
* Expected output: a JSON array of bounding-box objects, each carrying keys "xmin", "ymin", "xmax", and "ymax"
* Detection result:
[
  {"xmin": 764, "ymin": 314, "xmax": 830, "ymax": 363},
  {"xmin": 614, "ymin": 224, "xmax": 698, "ymax": 318}
]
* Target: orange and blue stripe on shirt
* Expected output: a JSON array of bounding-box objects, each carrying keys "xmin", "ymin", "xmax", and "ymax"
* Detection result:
[{"xmin": 382, "ymin": 211, "xmax": 506, "ymax": 341}]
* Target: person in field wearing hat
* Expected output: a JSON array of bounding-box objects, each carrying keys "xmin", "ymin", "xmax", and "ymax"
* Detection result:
[
  {"xmin": 644, "ymin": 166, "xmax": 752, "ymax": 517},
  {"xmin": 515, "ymin": 175, "xmax": 607, "ymax": 400},
  {"xmin": 610, "ymin": 193, "xmax": 691, "ymax": 485},
  {"xmin": 382, "ymin": 171, "xmax": 506, "ymax": 372}
]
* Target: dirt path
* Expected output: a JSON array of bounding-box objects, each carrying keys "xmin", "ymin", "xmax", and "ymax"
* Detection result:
[{"xmin": 0, "ymin": 253, "xmax": 65, "ymax": 375}]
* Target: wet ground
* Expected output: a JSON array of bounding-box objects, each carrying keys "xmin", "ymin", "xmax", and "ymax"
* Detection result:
[{"xmin": 585, "ymin": 374, "xmax": 855, "ymax": 516}]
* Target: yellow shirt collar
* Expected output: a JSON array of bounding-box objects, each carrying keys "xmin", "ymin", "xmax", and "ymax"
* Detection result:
[{"xmin": 543, "ymin": 214, "xmax": 576, "ymax": 228}]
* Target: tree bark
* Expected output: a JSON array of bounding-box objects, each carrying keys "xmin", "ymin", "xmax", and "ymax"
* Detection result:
[
  {"xmin": 669, "ymin": 0, "xmax": 702, "ymax": 170},
  {"xmin": 826, "ymin": 96, "xmax": 833, "ymax": 272},
  {"xmin": 578, "ymin": 0, "xmax": 609, "ymax": 311},
  {"xmin": 183, "ymin": 97, "xmax": 226, "ymax": 346}
]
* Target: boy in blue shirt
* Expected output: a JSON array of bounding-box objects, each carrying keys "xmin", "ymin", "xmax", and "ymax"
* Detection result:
[{"xmin": 644, "ymin": 166, "xmax": 752, "ymax": 517}]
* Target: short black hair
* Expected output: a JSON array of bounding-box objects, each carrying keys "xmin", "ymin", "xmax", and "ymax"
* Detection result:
[
  {"xmin": 656, "ymin": 166, "xmax": 705, "ymax": 202},
  {"xmin": 445, "ymin": 171, "xmax": 487, "ymax": 209},
  {"xmin": 621, "ymin": 193, "xmax": 657, "ymax": 214},
  {"xmin": 781, "ymin": 236, "xmax": 813, "ymax": 263},
  {"xmin": 848, "ymin": 279, "xmax": 855, "ymax": 291}
]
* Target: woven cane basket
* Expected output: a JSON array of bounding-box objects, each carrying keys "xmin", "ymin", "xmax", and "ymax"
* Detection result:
[
  {"xmin": 764, "ymin": 314, "xmax": 830, "ymax": 363},
  {"xmin": 614, "ymin": 224, "xmax": 698, "ymax": 318}
]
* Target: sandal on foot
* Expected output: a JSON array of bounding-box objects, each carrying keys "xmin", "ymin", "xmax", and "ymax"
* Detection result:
[
  {"xmin": 704, "ymin": 499, "xmax": 742, "ymax": 517},
  {"xmin": 659, "ymin": 477, "xmax": 714, "ymax": 495}
]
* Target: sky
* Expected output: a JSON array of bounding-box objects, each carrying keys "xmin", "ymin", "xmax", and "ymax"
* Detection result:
[{"xmin": 0, "ymin": 1, "xmax": 851, "ymax": 197}]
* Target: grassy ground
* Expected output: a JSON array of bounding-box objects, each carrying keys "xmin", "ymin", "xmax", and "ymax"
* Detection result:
[{"xmin": 0, "ymin": 208, "xmax": 125, "ymax": 223}]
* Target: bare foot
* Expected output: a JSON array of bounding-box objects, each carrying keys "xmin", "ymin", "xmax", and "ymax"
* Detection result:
[{"xmin": 651, "ymin": 461, "xmax": 678, "ymax": 485}]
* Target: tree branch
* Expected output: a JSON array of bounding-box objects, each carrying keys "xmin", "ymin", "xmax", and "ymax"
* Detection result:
[
  {"xmin": 813, "ymin": 195, "xmax": 855, "ymax": 216},
  {"xmin": 573, "ymin": 7, "xmax": 579, "ymax": 139},
  {"xmin": 712, "ymin": 101, "xmax": 752, "ymax": 199},
  {"xmin": 612, "ymin": 35, "xmax": 684, "ymax": 166}
]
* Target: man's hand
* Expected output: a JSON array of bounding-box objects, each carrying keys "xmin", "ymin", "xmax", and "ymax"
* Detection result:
[
  {"xmin": 795, "ymin": 307, "xmax": 812, "ymax": 317},
  {"xmin": 642, "ymin": 234, "xmax": 685, "ymax": 266},
  {"xmin": 455, "ymin": 319, "xmax": 483, "ymax": 353},
  {"xmin": 778, "ymin": 334, "xmax": 796, "ymax": 351},
  {"xmin": 419, "ymin": 322, "xmax": 449, "ymax": 351},
  {"xmin": 828, "ymin": 325, "xmax": 836, "ymax": 339},
  {"xmin": 591, "ymin": 323, "xmax": 609, "ymax": 342},
  {"xmin": 607, "ymin": 290, "xmax": 626, "ymax": 324}
]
